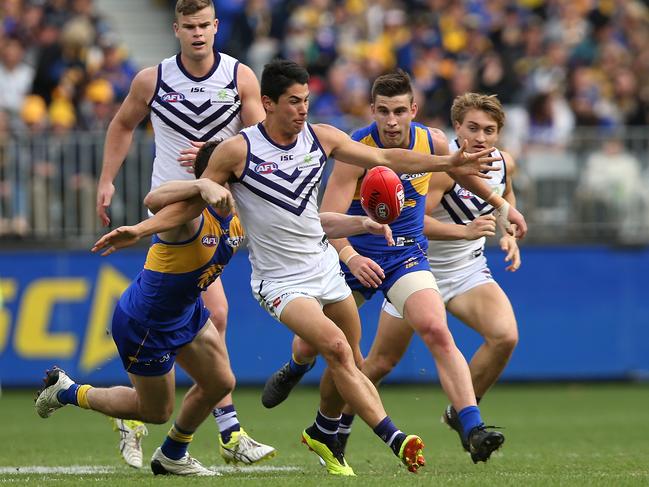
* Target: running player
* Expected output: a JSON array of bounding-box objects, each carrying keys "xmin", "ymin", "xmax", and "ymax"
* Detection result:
[
  {"xmin": 94, "ymin": 0, "xmax": 272, "ymax": 466},
  {"xmin": 379, "ymin": 93, "xmax": 520, "ymax": 453},
  {"xmin": 93, "ymin": 60, "xmax": 522, "ymax": 475},
  {"xmin": 262, "ymin": 71, "xmax": 516, "ymax": 464}
]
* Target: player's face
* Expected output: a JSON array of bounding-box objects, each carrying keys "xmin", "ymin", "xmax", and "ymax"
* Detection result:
[
  {"xmin": 265, "ymin": 83, "xmax": 309, "ymax": 135},
  {"xmin": 371, "ymin": 94, "xmax": 417, "ymax": 149},
  {"xmin": 454, "ymin": 109, "xmax": 499, "ymax": 152},
  {"xmin": 174, "ymin": 7, "xmax": 218, "ymax": 61}
]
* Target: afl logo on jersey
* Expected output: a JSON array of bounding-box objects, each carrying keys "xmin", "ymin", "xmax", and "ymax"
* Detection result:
[
  {"xmin": 201, "ymin": 235, "xmax": 219, "ymax": 247},
  {"xmin": 457, "ymin": 188, "xmax": 474, "ymax": 199},
  {"xmin": 254, "ymin": 162, "xmax": 278, "ymax": 174},
  {"xmin": 161, "ymin": 92, "xmax": 185, "ymax": 103}
]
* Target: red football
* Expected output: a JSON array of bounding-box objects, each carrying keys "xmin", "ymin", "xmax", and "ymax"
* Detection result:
[{"xmin": 360, "ymin": 166, "xmax": 405, "ymax": 224}]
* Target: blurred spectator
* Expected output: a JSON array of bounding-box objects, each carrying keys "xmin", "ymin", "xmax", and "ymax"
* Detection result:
[
  {"xmin": 0, "ymin": 37, "xmax": 34, "ymax": 121},
  {"xmin": 79, "ymin": 78, "xmax": 115, "ymax": 130}
]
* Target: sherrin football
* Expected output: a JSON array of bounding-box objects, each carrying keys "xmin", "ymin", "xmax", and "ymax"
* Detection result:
[{"xmin": 360, "ymin": 166, "xmax": 405, "ymax": 224}]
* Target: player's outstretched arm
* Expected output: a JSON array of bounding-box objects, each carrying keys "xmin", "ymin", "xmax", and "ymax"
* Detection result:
[
  {"xmin": 96, "ymin": 67, "xmax": 157, "ymax": 226},
  {"xmin": 320, "ymin": 212, "xmax": 394, "ymax": 245},
  {"xmin": 314, "ymin": 124, "xmax": 499, "ymax": 176}
]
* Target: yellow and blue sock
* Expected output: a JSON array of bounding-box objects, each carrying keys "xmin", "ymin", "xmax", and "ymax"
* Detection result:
[
  {"xmin": 458, "ymin": 405, "xmax": 484, "ymax": 441},
  {"xmin": 288, "ymin": 354, "xmax": 315, "ymax": 376},
  {"xmin": 57, "ymin": 383, "xmax": 93, "ymax": 409},
  {"xmin": 161, "ymin": 423, "xmax": 194, "ymax": 460},
  {"xmin": 213, "ymin": 404, "xmax": 240, "ymax": 443}
]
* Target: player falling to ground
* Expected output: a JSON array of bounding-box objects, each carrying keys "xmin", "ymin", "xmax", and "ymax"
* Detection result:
[
  {"xmin": 37, "ymin": 141, "xmax": 393, "ymax": 476},
  {"xmin": 262, "ymin": 72, "xmax": 524, "ymax": 464},
  {"xmin": 379, "ymin": 93, "xmax": 521, "ymax": 453},
  {"xmin": 94, "ymin": 0, "xmax": 273, "ymax": 467},
  {"xmin": 91, "ymin": 59, "xmax": 520, "ymax": 476}
]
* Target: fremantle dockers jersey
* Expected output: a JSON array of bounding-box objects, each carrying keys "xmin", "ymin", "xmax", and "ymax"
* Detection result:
[
  {"xmin": 119, "ymin": 208, "xmax": 244, "ymax": 331},
  {"xmin": 346, "ymin": 122, "xmax": 434, "ymax": 254},
  {"xmin": 427, "ymin": 139, "xmax": 507, "ymax": 270},
  {"xmin": 230, "ymin": 122, "xmax": 328, "ymax": 281},
  {"xmin": 149, "ymin": 51, "xmax": 242, "ymax": 189}
]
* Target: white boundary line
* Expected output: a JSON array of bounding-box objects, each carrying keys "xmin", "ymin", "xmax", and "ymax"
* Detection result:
[{"xmin": 0, "ymin": 465, "xmax": 301, "ymax": 475}]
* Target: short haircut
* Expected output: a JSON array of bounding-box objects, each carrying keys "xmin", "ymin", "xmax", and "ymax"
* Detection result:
[
  {"xmin": 175, "ymin": 0, "xmax": 214, "ymax": 19},
  {"xmin": 194, "ymin": 139, "xmax": 222, "ymax": 178},
  {"xmin": 371, "ymin": 69, "xmax": 413, "ymax": 103},
  {"xmin": 261, "ymin": 59, "xmax": 309, "ymax": 102},
  {"xmin": 451, "ymin": 93, "xmax": 505, "ymax": 131}
]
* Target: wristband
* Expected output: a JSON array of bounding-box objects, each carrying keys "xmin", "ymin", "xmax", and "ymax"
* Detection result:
[{"xmin": 338, "ymin": 245, "xmax": 359, "ymax": 266}]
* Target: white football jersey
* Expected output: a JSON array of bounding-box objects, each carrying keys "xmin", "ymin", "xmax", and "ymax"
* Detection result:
[
  {"xmin": 427, "ymin": 139, "xmax": 507, "ymax": 271},
  {"xmin": 230, "ymin": 123, "xmax": 329, "ymax": 281},
  {"xmin": 149, "ymin": 51, "xmax": 242, "ymax": 189}
]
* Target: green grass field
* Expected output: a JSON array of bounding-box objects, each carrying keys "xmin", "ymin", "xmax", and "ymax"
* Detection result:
[{"xmin": 2, "ymin": 384, "xmax": 648, "ymax": 486}]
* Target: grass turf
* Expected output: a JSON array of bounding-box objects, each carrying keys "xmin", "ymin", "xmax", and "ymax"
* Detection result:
[{"xmin": 2, "ymin": 383, "xmax": 648, "ymax": 486}]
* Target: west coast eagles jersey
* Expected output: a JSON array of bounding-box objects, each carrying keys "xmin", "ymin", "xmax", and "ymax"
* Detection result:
[
  {"xmin": 119, "ymin": 208, "xmax": 244, "ymax": 331},
  {"xmin": 149, "ymin": 51, "xmax": 242, "ymax": 189},
  {"xmin": 346, "ymin": 122, "xmax": 434, "ymax": 254}
]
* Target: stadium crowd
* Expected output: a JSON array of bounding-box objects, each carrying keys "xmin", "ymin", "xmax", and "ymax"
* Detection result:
[{"xmin": 2, "ymin": 0, "xmax": 649, "ymax": 239}]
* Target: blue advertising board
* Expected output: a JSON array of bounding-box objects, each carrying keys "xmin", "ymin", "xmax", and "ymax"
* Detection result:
[{"xmin": 1, "ymin": 246, "xmax": 648, "ymax": 387}]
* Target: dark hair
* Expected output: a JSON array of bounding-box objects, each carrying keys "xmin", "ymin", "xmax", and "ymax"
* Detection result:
[
  {"xmin": 175, "ymin": 0, "xmax": 214, "ymax": 19},
  {"xmin": 194, "ymin": 139, "xmax": 222, "ymax": 178},
  {"xmin": 261, "ymin": 59, "xmax": 309, "ymax": 102},
  {"xmin": 371, "ymin": 69, "xmax": 413, "ymax": 103}
]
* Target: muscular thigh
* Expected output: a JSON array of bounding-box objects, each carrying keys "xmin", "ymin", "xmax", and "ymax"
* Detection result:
[
  {"xmin": 402, "ymin": 287, "xmax": 447, "ymax": 335},
  {"xmin": 323, "ymin": 294, "xmax": 363, "ymax": 363},
  {"xmin": 446, "ymin": 282, "xmax": 517, "ymax": 340},
  {"xmin": 129, "ymin": 369, "xmax": 175, "ymax": 416},
  {"xmin": 176, "ymin": 319, "xmax": 232, "ymax": 388}
]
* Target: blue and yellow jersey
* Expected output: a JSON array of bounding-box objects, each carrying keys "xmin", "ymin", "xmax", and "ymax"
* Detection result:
[
  {"xmin": 347, "ymin": 122, "xmax": 434, "ymax": 254},
  {"xmin": 118, "ymin": 207, "xmax": 244, "ymax": 331}
]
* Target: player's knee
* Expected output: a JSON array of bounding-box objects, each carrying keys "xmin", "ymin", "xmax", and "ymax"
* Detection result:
[
  {"xmin": 320, "ymin": 335, "xmax": 353, "ymax": 366},
  {"xmin": 209, "ymin": 307, "xmax": 228, "ymax": 333},
  {"xmin": 364, "ymin": 353, "xmax": 397, "ymax": 382},
  {"xmin": 141, "ymin": 406, "xmax": 173, "ymax": 424},
  {"xmin": 489, "ymin": 327, "xmax": 519, "ymax": 355},
  {"xmin": 419, "ymin": 324, "xmax": 454, "ymax": 354}
]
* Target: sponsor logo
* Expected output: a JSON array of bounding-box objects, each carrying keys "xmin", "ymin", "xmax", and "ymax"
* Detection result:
[
  {"xmin": 254, "ymin": 162, "xmax": 278, "ymax": 174},
  {"xmin": 272, "ymin": 297, "xmax": 282, "ymax": 308},
  {"xmin": 190, "ymin": 86, "xmax": 206, "ymax": 93},
  {"xmin": 212, "ymin": 88, "xmax": 234, "ymax": 104},
  {"xmin": 201, "ymin": 235, "xmax": 219, "ymax": 247},
  {"xmin": 457, "ymin": 188, "xmax": 474, "ymax": 199},
  {"xmin": 298, "ymin": 153, "xmax": 320, "ymax": 170},
  {"xmin": 400, "ymin": 173, "xmax": 426, "ymax": 180},
  {"xmin": 161, "ymin": 92, "xmax": 185, "ymax": 103}
]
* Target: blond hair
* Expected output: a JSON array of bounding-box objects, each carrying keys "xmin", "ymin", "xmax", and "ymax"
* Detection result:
[{"xmin": 451, "ymin": 93, "xmax": 505, "ymax": 131}]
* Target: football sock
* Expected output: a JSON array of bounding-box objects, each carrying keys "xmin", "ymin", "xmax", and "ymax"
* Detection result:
[
  {"xmin": 373, "ymin": 416, "xmax": 404, "ymax": 455},
  {"xmin": 458, "ymin": 405, "xmax": 484, "ymax": 441},
  {"xmin": 339, "ymin": 413, "xmax": 355, "ymax": 436},
  {"xmin": 57, "ymin": 383, "xmax": 92, "ymax": 407},
  {"xmin": 288, "ymin": 354, "xmax": 315, "ymax": 376},
  {"xmin": 213, "ymin": 404, "xmax": 240, "ymax": 443},
  {"xmin": 312, "ymin": 410, "xmax": 340, "ymax": 444},
  {"xmin": 162, "ymin": 423, "xmax": 194, "ymax": 460}
]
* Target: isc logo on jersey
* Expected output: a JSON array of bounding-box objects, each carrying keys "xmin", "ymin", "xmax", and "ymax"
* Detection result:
[
  {"xmin": 161, "ymin": 92, "xmax": 185, "ymax": 103},
  {"xmin": 201, "ymin": 235, "xmax": 219, "ymax": 247},
  {"xmin": 457, "ymin": 188, "xmax": 474, "ymax": 199},
  {"xmin": 254, "ymin": 162, "xmax": 278, "ymax": 174}
]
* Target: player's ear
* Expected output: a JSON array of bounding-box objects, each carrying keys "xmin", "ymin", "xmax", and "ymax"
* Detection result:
[
  {"xmin": 411, "ymin": 102, "xmax": 418, "ymax": 118},
  {"xmin": 261, "ymin": 95, "xmax": 274, "ymax": 112}
]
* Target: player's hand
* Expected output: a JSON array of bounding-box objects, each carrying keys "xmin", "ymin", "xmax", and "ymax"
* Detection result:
[
  {"xmin": 500, "ymin": 234, "xmax": 521, "ymax": 272},
  {"xmin": 91, "ymin": 226, "xmax": 141, "ymax": 256},
  {"xmin": 362, "ymin": 217, "xmax": 394, "ymax": 246},
  {"xmin": 96, "ymin": 180, "xmax": 115, "ymax": 227},
  {"xmin": 448, "ymin": 140, "xmax": 500, "ymax": 179},
  {"xmin": 346, "ymin": 255, "xmax": 385, "ymax": 289},
  {"xmin": 465, "ymin": 214, "xmax": 496, "ymax": 240},
  {"xmin": 177, "ymin": 141, "xmax": 205, "ymax": 173},
  {"xmin": 198, "ymin": 180, "xmax": 235, "ymax": 210}
]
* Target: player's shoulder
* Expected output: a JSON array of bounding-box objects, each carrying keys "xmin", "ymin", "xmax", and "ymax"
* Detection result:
[
  {"xmin": 350, "ymin": 123, "xmax": 375, "ymax": 142},
  {"xmin": 499, "ymin": 149, "xmax": 516, "ymax": 171}
]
